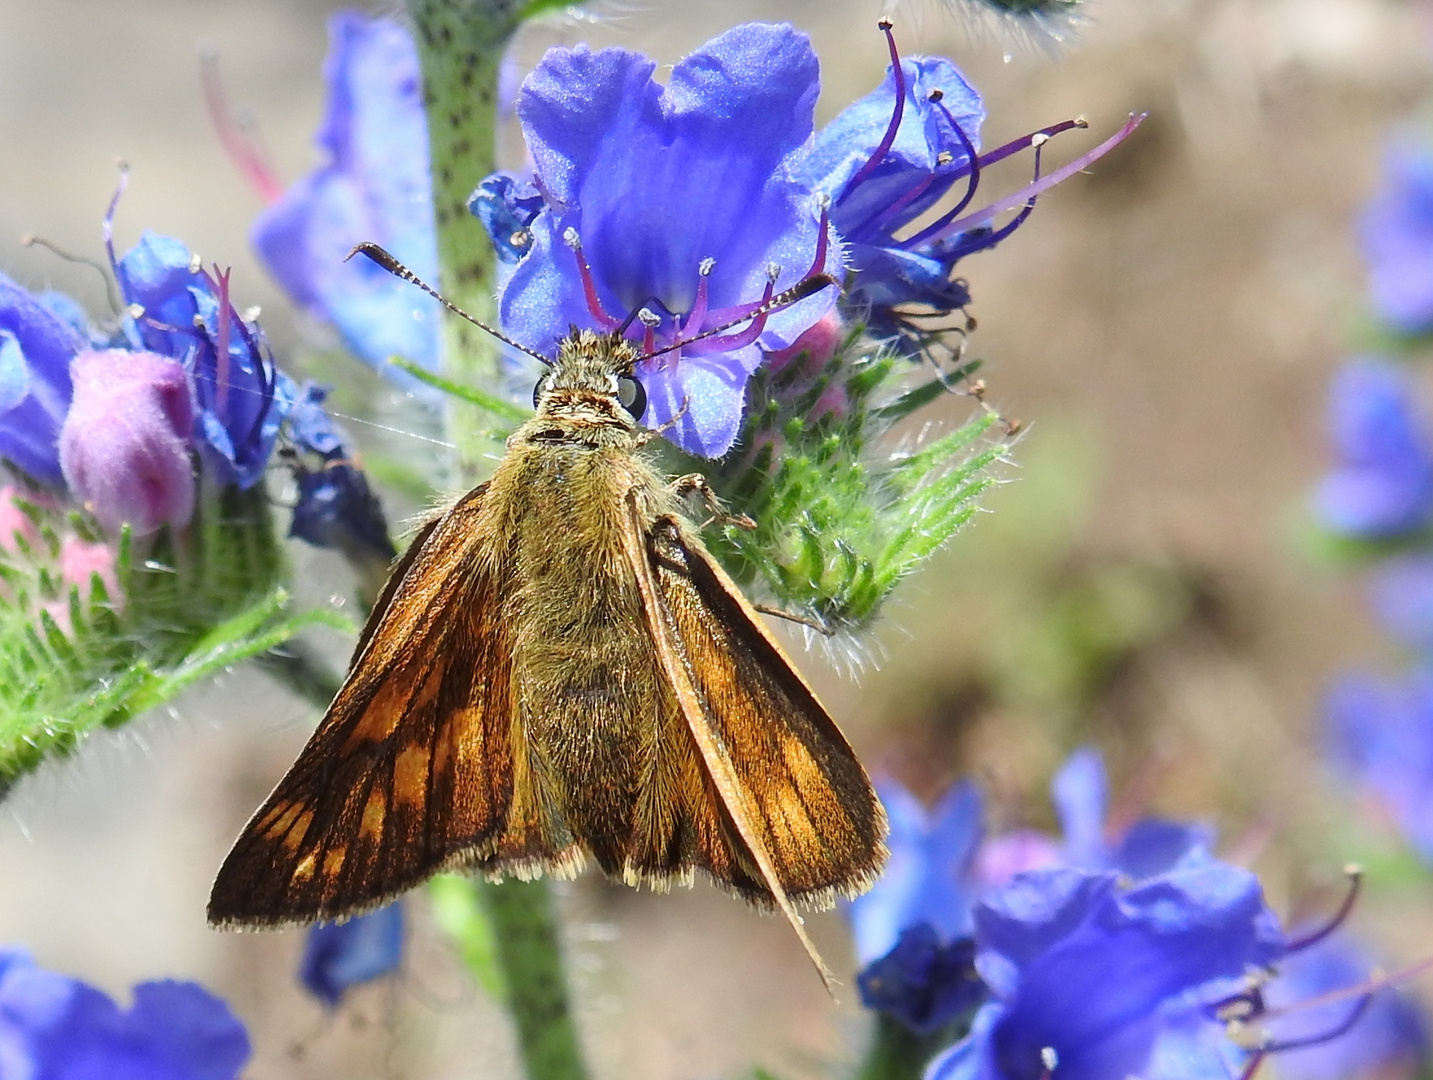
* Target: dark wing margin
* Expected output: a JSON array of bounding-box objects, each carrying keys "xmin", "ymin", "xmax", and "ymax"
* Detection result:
[{"xmin": 208, "ymin": 484, "xmax": 520, "ymax": 927}]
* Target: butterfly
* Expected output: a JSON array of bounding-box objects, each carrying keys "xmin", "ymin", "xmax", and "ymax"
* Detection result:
[{"xmin": 209, "ymin": 244, "xmax": 888, "ymax": 982}]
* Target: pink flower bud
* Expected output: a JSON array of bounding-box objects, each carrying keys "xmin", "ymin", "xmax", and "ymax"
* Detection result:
[{"xmin": 59, "ymin": 350, "xmax": 196, "ymax": 537}]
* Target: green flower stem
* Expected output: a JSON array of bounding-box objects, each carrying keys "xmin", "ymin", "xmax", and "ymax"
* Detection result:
[
  {"xmin": 855, "ymin": 1014, "xmax": 945, "ymax": 1080},
  {"xmin": 406, "ymin": 6, "xmax": 591, "ymax": 1080},
  {"xmin": 480, "ymin": 878, "xmax": 589, "ymax": 1080},
  {"xmin": 407, "ymin": 0, "xmax": 525, "ymax": 469}
]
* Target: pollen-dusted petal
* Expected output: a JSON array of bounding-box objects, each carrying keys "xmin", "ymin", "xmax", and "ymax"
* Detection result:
[{"xmin": 59, "ymin": 349, "xmax": 196, "ymax": 537}]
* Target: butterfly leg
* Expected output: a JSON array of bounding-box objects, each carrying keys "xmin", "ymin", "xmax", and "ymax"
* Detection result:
[
  {"xmin": 635, "ymin": 396, "xmax": 692, "ymax": 445},
  {"xmin": 668, "ymin": 473, "xmax": 756, "ymax": 531},
  {"xmin": 752, "ymin": 604, "xmax": 833, "ymax": 636}
]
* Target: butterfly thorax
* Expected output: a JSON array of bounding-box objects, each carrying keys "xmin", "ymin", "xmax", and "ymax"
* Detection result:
[{"xmin": 515, "ymin": 329, "xmax": 641, "ymax": 451}]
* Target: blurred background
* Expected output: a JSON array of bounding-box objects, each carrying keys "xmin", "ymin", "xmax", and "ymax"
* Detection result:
[{"xmin": 3, "ymin": 0, "xmax": 1431, "ymax": 1076}]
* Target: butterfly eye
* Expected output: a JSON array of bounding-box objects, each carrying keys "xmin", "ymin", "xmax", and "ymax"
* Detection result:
[
  {"xmin": 532, "ymin": 375, "xmax": 547, "ymax": 410},
  {"xmin": 617, "ymin": 375, "xmax": 647, "ymax": 420}
]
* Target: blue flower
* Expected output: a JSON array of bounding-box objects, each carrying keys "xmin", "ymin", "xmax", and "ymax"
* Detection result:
[
  {"xmin": 1324, "ymin": 670, "xmax": 1433, "ymax": 859},
  {"xmin": 493, "ymin": 22, "xmax": 840, "ymax": 457},
  {"xmin": 284, "ymin": 384, "xmax": 395, "ymax": 565},
  {"xmin": 798, "ymin": 28, "xmax": 1142, "ymax": 361},
  {"xmin": 846, "ymin": 780, "xmax": 985, "ymax": 1031},
  {"xmin": 300, "ymin": 904, "xmax": 404, "ymax": 1007},
  {"xmin": 1362, "ymin": 145, "xmax": 1433, "ymax": 335},
  {"xmin": 1316, "ymin": 360, "xmax": 1433, "ymax": 538},
  {"xmin": 975, "ymin": 747, "xmax": 1213, "ymax": 886},
  {"xmin": 0, "ymin": 272, "xmax": 83, "ymax": 486},
  {"xmin": 857, "ymin": 924, "xmax": 985, "ymax": 1036},
  {"xmin": 925, "ymin": 856, "xmax": 1286, "ymax": 1080},
  {"xmin": 1366, "ymin": 554, "xmax": 1433, "ymax": 651},
  {"xmin": 0, "ymin": 946, "xmax": 250, "ymax": 1079},
  {"xmin": 112, "ymin": 232, "xmax": 293, "ymax": 489},
  {"xmin": 849, "ymin": 779, "xmax": 984, "ymax": 965},
  {"xmin": 252, "ymin": 12, "xmax": 441, "ymax": 382}
]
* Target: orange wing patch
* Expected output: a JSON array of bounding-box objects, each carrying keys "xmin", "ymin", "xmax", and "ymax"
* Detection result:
[{"xmin": 209, "ymin": 485, "xmax": 548, "ymax": 926}]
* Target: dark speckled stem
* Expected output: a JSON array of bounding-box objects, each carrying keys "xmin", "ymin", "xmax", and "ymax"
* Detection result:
[{"xmin": 407, "ymin": 0, "xmax": 524, "ymax": 470}]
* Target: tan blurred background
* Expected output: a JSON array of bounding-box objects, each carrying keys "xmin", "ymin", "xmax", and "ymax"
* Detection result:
[{"xmin": 3, "ymin": 0, "xmax": 1432, "ymax": 1076}]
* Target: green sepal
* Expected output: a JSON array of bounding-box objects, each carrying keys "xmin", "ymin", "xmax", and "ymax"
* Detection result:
[{"xmin": 0, "ymin": 480, "xmax": 354, "ymax": 792}]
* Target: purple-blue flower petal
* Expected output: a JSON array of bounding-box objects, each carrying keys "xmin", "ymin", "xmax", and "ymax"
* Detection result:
[
  {"xmin": 1264, "ymin": 932, "xmax": 1428, "ymax": 1080},
  {"xmin": 0, "ymin": 274, "xmax": 82, "ymax": 486},
  {"xmin": 116, "ymin": 232, "xmax": 292, "ymax": 489},
  {"xmin": 1367, "ymin": 554, "xmax": 1433, "ymax": 651},
  {"xmin": 1316, "ymin": 359, "xmax": 1433, "ymax": 538},
  {"xmin": 252, "ymin": 12, "xmax": 440, "ymax": 381},
  {"xmin": 300, "ymin": 904, "xmax": 404, "ymax": 1007},
  {"xmin": 950, "ymin": 858, "xmax": 1284, "ymax": 1080},
  {"xmin": 1050, "ymin": 746, "xmax": 1107, "ymax": 868},
  {"xmin": 0, "ymin": 948, "xmax": 249, "ymax": 1080},
  {"xmin": 857, "ymin": 924, "xmax": 984, "ymax": 1036},
  {"xmin": 803, "ymin": 57, "xmax": 983, "ymax": 245},
  {"xmin": 1110, "ymin": 819, "xmax": 1214, "ymax": 881},
  {"xmin": 501, "ymin": 22, "xmax": 838, "ymax": 456},
  {"xmin": 1324, "ymin": 669, "xmax": 1433, "ymax": 859},
  {"xmin": 1362, "ymin": 145, "xmax": 1433, "ymax": 334},
  {"xmin": 847, "ymin": 779, "xmax": 984, "ymax": 965}
]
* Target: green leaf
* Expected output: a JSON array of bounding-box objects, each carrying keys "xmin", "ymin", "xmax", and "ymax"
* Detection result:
[{"xmin": 386, "ymin": 355, "xmax": 529, "ymax": 428}]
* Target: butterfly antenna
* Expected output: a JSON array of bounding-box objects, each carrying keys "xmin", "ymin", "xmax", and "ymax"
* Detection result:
[
  {"xmin": 640, "ymin": 272, "xmax": 839, "ymax": 363},
  {"xmin": 346, "ymin": 242, "xmax": 551, "ymax": 366}
]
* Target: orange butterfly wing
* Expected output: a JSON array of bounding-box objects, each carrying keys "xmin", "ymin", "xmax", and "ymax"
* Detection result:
[
  {"xmin": 208, "ymin": 484, "xmax": 572, "ymax": 926},
  {"xmin": 621, "ymin": 498, "xmax": 888, "ymax": 910}
]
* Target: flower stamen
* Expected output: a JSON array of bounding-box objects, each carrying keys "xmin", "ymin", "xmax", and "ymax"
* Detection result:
[
  {"xmin": 840, "ymin": 20, "xmax": 906, "ymax": 202},
  {"xmin": 200, "ymin": 47, "xmax": 285, "ymax": 204},
  {"xmin": 1286, "ymin": 866, "xmax": 1364, "ymax": 954},
  {"xmin": 563, "ymin": 227, "xmax": 622, "ymax": 329}
]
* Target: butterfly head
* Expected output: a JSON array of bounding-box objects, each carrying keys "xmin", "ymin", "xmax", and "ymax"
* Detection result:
[{"xmin": 530, "ymin": 329, "xmax": 647, "ymax": 429}]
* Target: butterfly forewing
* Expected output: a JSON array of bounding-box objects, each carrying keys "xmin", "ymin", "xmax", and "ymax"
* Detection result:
[
  {"xmin": 209, "ymin": 486, "xmax": 535, "ymax": 926},
  {"xmin": 620, "ymin": 502, "xmax": 888, "ymax": 907}
]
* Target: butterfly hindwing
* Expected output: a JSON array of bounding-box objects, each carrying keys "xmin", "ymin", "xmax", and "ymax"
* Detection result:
[{"xmin": 208, "ymin": 485, "xmax": 529, "ymax": 926}]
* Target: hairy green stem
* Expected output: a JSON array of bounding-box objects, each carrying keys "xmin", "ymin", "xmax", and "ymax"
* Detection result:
[
  {"xmin": 481, "ymin": 878, "xmax": 589, "ymax": 1080},
  {"xmin": 407, "ymin": 0, "xmax": 524, "ymax": 469}
]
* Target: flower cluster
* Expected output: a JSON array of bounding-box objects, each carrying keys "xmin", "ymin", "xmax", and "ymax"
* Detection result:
[
  {"xmin": 1314, "ymin": 140, "xmax": 1433, "ymax": 870},
  {"xmin": 0, "ymin": 200, "xmax": 391, "ymax": 789},
  {"xmin": 846, "ymin": 753, "xmax": 1428, "ymax": 1079}
]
